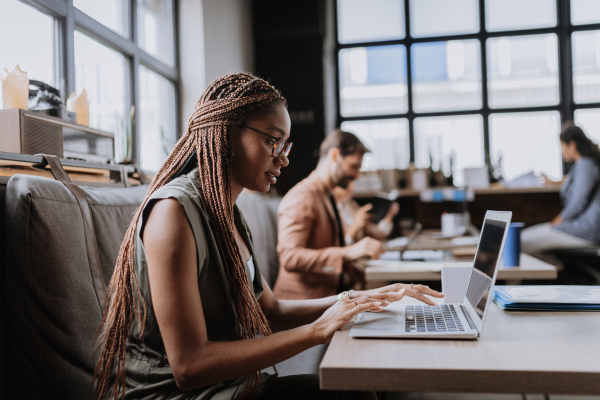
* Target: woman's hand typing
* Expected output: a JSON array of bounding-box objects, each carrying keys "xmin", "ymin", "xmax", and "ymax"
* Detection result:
[
  {"xmin": 309, "ymin": 291, "xmax": 405, "ymax": 344},
  {"xmin": 353, "ymin": 283, "xmax": 444, "ymax": 306}
]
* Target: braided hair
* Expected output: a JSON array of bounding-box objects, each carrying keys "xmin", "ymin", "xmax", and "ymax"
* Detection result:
[
  {"xmin": 560, "ymin": 121, "xmax": 600, "ymax": 165},
  {"xmin": 94, "ymin": 73, "xmax": 286, "ymax": 400}
]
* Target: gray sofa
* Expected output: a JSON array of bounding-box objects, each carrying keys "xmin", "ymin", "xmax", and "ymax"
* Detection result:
[
  {"xmin": 3, "ymin": 173, "xmax": 148, "ymax": 399},
  {"xmin": 1, "ymin": 173, "xmax": 323, "ymax": 398}
]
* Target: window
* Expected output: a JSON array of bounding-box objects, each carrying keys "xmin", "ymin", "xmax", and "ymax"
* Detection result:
[
  {"xmin": 489, "ymin": 111, "xmax": 562, "ymax": 181},
  {"xmin": 411, "ymin": 39, "xmax": 481, "ymax": 112},
  {"xmin": 571, "ymin": 0, "xmax": 600, "ymax": 26},
  {"xmin": 341, "ymin": 119, "xmax": 410, "ymax": 171},
  {"xmin": 74, "ymin": 0, "xmax": 129, "ymax": 37},
  {"xmin": 339, "ymin": 45, "xmax": 407, "ymax": 117},
  {"xmin": 137, "ymin": 0, "xmax": 175, "ymax": 66},
  {"xmin": 574, "ymin": 109, "xmax": 600, "ymax": 145},
  {"xmin": 337, "ymin": 0, "xmax": 405, "ymax": 44},
  {"xmin": 139, "ymin": 65, "xmax": 177, "ymax": 172},
  {"xmin": 487, "ymin": 34, "xmax": 559, "ymax": 108},
  {"xmin": 572, "ymin": 30, "xmax": 600, "ymax": 104},
  {"xmin": 409, "ymin": 0, "xmax": 479, "ymax": 38},
  {"xmin": 336, "ymin": 0, "xmax": 600, "ymax": 179},
  {"xmin": 8, "ymin": 0, "xmax": 179, "ymax": 170},
  {"xmin": 414, "ymin": 115, "xmax": 484, "ymax": 185},
  {"xmin": 74, "ymin": 32, "xmax": 128, "ymax": 134},
  {"xmin": 485, "ymin": 0, "xmax": 556, "ymax": 32},
  {"xmin": 0, "ymin": 1, "xmax": 55, "ymax": 86}
]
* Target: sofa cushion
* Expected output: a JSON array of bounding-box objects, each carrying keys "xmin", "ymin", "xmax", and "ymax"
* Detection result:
[{"xmin": 3, "ymin": 174, "xmax": 147, "ymax": 399}]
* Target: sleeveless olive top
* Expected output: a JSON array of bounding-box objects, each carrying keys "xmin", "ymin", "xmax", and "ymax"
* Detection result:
[{"xmin": 124, "ymin": 167, "xmax": 273, "ymax": 399}]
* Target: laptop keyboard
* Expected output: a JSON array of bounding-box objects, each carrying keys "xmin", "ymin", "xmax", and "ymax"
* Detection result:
[{"xmin": 405, "ymin": 304, "xmax": 464, "ymax": 333}]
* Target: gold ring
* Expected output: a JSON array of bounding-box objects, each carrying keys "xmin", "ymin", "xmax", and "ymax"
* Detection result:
[
  {"xmin": 355, "ymin": 301, "xmax": 358, "ymax": 306},
  {"xmin": 410, "ymin": 283, "xmax": 414, "ymax": 289}
]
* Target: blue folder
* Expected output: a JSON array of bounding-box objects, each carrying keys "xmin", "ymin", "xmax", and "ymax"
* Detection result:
[{"xmin": 492, "ymin": 285, "xmax": 600, "ymax": 311}]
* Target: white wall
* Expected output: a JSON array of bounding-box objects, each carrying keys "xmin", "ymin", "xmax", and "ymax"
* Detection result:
[
  {"xmin": 203, "ymin": 0, "xmax": 254, "ymax": 84},
  {"xmin": 178, "ymin": 0, "xmax": 254, "ymax": 132}
]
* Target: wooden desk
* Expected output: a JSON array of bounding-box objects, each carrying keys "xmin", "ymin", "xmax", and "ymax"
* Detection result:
[
  {"xmin": 320, "ymin": 298, "xmax": 600, "ymax": 394},
  {"xmin": 364, "ymin": 253, "xmax": 557, "ymax": 282},
  {"xmin": 386, "ymin": 235, "xmax": 480, "ymax": 252}
]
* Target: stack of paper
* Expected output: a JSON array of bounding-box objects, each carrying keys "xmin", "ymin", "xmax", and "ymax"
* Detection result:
[
  {"xmin": 386, "ymin": 237, "xmax": 408, "ymax": 248},
  {"xmin": 493, "ymin": 286, "xmax": 600, "ymax": 311},
  {"xmin": 378, "ymin": 250, "xmax": 445, "ymax": 261}
]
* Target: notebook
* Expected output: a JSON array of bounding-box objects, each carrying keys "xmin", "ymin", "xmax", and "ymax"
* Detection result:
[{"xmin": 493, "ymin": 285, "xmax": 600, "ymax": 311}]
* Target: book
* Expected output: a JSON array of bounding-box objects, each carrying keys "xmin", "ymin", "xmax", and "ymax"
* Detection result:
[{"xmin": 492, "ymin": 285, "xmax": 600, "ymax": 311}]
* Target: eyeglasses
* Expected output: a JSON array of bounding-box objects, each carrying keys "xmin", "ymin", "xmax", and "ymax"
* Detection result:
[{"xmin": 240, "ymin": 122, "xmax": 293, "ymax": 157}]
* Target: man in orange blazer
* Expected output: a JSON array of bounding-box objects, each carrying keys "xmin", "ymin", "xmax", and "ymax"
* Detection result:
[{"xmin": 273, "ymin": 129, "xmax": 385, "ymax": 300}]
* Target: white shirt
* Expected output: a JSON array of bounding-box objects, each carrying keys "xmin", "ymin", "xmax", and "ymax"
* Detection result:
[{"xmin": 247, "ymin": 256, "xmax": 255, "ymax": 282}]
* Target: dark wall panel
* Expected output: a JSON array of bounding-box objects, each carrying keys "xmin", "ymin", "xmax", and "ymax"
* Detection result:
[{"xmin": 253, "ymin": 0, "xmax": 327, "ymax": 195}]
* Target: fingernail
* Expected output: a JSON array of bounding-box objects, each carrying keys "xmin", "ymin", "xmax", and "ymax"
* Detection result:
[
  {"xmin": 374, "ymin": 302, "xmax": 382, "ymax": 306},
  {"xmin": 399, "ymin": 288, "xmax": 405, "ymax": 294},
  {"xmin": 383, "ymin": 301, "xmax": 390, "ymax": 305}
]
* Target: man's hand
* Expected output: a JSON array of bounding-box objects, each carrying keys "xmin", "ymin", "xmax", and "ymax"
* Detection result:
[
  {"xmin": 346, "ymin": 204, "xmax": 375, "ymax": 241},
  {"xmin": 383, "ymin": 202, "xmax": 400, "ymax": 221},
  {"xmin": 343, "ymin": 237, "xmax": 384, "ymax": 261}
]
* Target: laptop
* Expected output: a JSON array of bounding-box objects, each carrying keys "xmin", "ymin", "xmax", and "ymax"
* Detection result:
[
  {"xmin": 382, "ymin": 223, "xmax": 440, "ymax": 261},
  {"xmin": 350, "ymin": 210, "xmax": 512, "ymax": 339},
  {"xmin": 400, "ymin": 222, "xmax": 423, "ymax": 259}
]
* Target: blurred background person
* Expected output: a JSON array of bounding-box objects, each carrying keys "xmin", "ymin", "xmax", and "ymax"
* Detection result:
[
  {"xmin": 523, "ymin": 122, "xmax": 600, "ymax": 257},
  {"xmin": 274, "ymin": 129, "xmax": 385, "ymax": 300}
]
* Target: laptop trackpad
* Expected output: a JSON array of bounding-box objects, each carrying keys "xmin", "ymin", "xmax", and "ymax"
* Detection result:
[{"xmin": 351, "ymin": 308, "xmax": 402, "ymax": 336}]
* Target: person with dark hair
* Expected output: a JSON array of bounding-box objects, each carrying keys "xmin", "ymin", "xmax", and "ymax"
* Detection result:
[
  {"xmin": 93, "ymin": 73, "xmax": 443, "ymax": 400},
  {"xmin": 522, "ymin": 122, "xmax": 600, "ymax": 256},
  {"xmin": 274, "ymin": 129, "xmax": 386, "ymax": 300}
]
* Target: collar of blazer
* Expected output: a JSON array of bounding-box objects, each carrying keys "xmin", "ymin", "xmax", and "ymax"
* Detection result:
[{"xmin": 306, "ymin": 171, "xmax": 343, "ymax": 246}]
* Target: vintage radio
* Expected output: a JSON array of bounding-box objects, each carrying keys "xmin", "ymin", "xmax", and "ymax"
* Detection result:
[{"xmin": 0, "ymin": 109, "xmax": 114, "ymax": 164}]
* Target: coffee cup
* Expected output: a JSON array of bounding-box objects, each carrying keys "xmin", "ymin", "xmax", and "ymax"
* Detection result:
[{"xmin": 502, "ymin": 222, "xmax": 525, "ymax": 267}]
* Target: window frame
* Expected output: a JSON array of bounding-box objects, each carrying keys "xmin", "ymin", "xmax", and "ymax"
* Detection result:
[
  {"xmin": 334, "ymin": 0, "xmax": 600, "ymax": 172},
  {"xmin": 19, "ymin": 0, "xmax": 180, "ymax": 165}
]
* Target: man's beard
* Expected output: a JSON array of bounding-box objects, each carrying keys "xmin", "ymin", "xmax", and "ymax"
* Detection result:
[
  {"xmin": 337, "ymin": 179, "xmax": 350, "ymax": 189},
  {"xmin": 334, "ymin": 163, "xmax": 351, "ymax": 188}
]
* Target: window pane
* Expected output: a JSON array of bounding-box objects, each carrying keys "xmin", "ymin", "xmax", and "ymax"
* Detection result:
[
  {"xmin": 337, "ymin": 0, "xmax": 405, "ymax": 44},
  {"xmin": 574, "ymin": 109, "xmax": 600, "ymax": 145},
  {"xmin": 139, "ymin": 65, "xmax": 177, "ymax": 172},
  {"xmin": 489, "ymin": 111, "xmax": 562, "ymax": 181},
  {"xmin": 571, "ymin": 0, "xmax": 600, "ymax": 26},
  {"xmin": 485, "ymin": 0, "xmax": 556, "ymax": 32},
  {"xmin": 0, "ymin": 1, "xmax": 54, "ymax": 86},
  {"xmin": 487, "ymin": 34, "xmax": 559, "ymax": 108},
  {"xmin": 74, "ymin": 31, "xmax": 128, "ymax": 134},
  {"xmin": 409, "ymin": 0, "xmax": 479, "ymax": 38},
  {"xmin": 414, "ymin": 115, "xmax": 484, "ymax": 186},
  {"xmin": 411, "ymin": 40, "xmax": 482, "ymax": 113},
  {"xmin": 74, "ymin": 0, "xmax": 129, "ymax": 37},
  {"xmin": 137, "ymin": 0, "xmax": 174, "ymax": 66},
  {"xmin": 339, "ymin": 45, "xmax": 407, "ymax": 117},
  {"xmin": 572, "ymin": 31, "xmax": 600, "ymax": 104},
  {"xmin": 341, "ymin": 119, "xmax": 409, "ymax": 171}
]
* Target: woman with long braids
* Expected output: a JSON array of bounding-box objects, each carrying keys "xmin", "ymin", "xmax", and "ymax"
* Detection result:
[
  {"xmin": 523, "ymin": 122, "xmax": 600, "ymax": 257},
  {"xmin": 94, "ymin": 73, "xmax": 443, "ymax": 400}
]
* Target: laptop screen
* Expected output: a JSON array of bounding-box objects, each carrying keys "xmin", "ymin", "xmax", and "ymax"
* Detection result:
[{"xmin": 465, "ymin": 218, "xmax": 507, "ymax": 319}]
